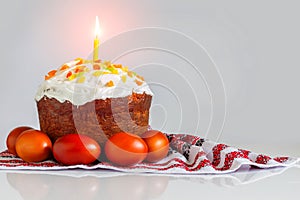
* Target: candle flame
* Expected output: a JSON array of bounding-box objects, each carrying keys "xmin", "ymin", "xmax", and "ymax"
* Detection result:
[{"xmin": 94, "ymin": 16, "xmax": 100, "ymax": 38}]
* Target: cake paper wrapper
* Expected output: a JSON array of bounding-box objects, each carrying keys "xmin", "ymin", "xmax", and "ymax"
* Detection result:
[{"xmin": 0, "ymin": 133, "xmax": 299, "ymax": 174}]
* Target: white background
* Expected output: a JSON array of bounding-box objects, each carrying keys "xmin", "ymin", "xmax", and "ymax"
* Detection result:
[{"xmin": 0, "ymin": 0, "xmax": 299, "ymax": 155}]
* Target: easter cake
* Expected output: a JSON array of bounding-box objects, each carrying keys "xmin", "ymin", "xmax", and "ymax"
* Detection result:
[{"xmin": 35, "ymin": 58, "xmax": 153, "ymax": 145}]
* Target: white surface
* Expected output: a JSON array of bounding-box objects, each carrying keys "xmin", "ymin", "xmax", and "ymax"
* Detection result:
[{"xmin": 0, "ymin": 162, "xmax": 299, "ymax": 200}]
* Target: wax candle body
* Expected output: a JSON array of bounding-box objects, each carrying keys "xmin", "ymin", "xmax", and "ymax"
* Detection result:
[{"xmin": 93, "ymin": 37, "xmax": 99, "ymax": 61}]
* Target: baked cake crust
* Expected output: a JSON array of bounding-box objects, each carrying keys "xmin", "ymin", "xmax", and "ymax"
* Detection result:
[{"xmin": 37, "ymin": 92, "xmax": 152, "ymax": 145}]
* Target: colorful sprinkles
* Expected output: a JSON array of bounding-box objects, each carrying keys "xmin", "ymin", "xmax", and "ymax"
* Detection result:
[
  {"xmin": 44, "ymin": 70, "xmax": 57, "ymax": 80},
  {"xmin": 44, "ymin": 58, "xmax": 145, "ymax": 87},
  {"xmin": 105, "ymin": 80, "xmax": 114, "ymax": 87}
]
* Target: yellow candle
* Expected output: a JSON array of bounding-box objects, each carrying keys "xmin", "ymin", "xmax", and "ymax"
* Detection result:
[
  {"xmin": 93, "ymin": 16, "xmax": 100, "ymax": 61},
  {"xmin": 93, "ymin": 36, "xmax": 99, "ymax": 61}
]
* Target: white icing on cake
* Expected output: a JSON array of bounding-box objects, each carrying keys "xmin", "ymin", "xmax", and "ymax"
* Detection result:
[{"xmin": 35, "ymin": 59, "xmax": 153, "ymax": 105}]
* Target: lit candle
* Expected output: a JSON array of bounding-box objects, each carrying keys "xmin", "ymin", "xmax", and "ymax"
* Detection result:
[{"xmin": 93, "ymin": 16, "xmax": 100, "ymax": 61}]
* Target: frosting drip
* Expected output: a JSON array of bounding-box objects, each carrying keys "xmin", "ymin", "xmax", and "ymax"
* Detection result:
[{"xmin": 35, "ymin": 58, "xmax": 153, "ymax": 105}]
